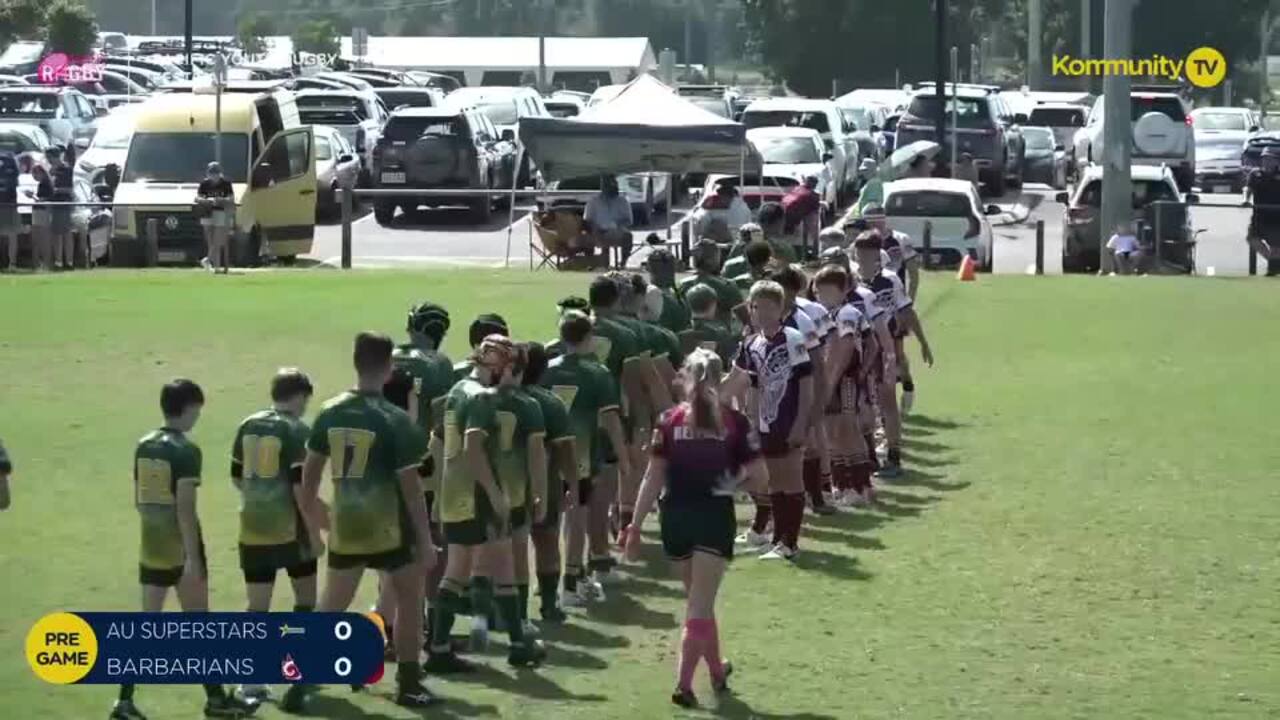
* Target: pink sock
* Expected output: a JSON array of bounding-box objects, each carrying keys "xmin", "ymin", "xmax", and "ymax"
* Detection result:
[
  {"xmin": 703, "ymin": 618, "xmax": 724, "ymax": 680},
  {"xmin": 677, "ymin": 620, "xmax": 705, "ymax": 691}
]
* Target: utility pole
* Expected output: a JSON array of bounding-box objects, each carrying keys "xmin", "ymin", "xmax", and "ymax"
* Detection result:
[
  {"xmin": 1262, "ymin": 4, "xmax": 1274, "ymax": 111},
  {"xmin": 683, "ymin": 0, "xmax": 695, "ymax": 81},
  {"xmin": 184, "ymin": 0, "xmax": 193, "ymax": 78},
  {"xmin": 1099, "ymin": 0, "xmax": 1136, "ymax": 275},
  {"xmin": 1081, "ymin": 0, "xmax": 1092, "ymax": 92},
  {"xmin": 1028, "ymin": 0, "xmax": 1043, "ymax": 88},
  {"xmin": 934, "ymin": 0, "xmax": 947, "ymax": 148},
  {"xmin": 151, "ymin": 0, "xmax": 158, "ymax": 34}
]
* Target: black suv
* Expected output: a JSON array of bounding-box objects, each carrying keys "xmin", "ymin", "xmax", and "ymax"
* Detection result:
[
  {"xmin": 895, "ymin": 88, "xmax": 1025, "ymax": 195},
  {"xmin": 370, "ymin": 107, "xmax": 517, "ymax": 224}
]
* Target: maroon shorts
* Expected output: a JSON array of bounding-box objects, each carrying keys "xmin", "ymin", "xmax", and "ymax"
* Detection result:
[
  {"xmin": 759, "ymin": 431, "xmax": 799, "ymax": 459},
  {"xmin": 824, "ymin": 375, "xmax": 860, "ymax": 416}
]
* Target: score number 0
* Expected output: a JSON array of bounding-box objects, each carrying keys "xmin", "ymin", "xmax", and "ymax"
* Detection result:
[{"xmin": 333, "ymin": 620, "xmax": 352, "ymax": 677}]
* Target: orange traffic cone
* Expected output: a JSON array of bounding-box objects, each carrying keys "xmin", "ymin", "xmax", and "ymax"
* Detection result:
[{"xmin": 957, "ymin": 254, "xmax": 977, "ymax": 282}]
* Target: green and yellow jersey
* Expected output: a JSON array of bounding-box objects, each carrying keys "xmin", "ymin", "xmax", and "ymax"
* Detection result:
[
  {"xmin": 647, "ymin": 320, "xmax": 685, "ymax": 369},
  {"xmin": 134, "ymin": 427, "xmax": 202, "ymax": 570},
  {"xmin": 520, "ymin": 384, "xmax": 574, "ymax": 503},
  {"xmin": 436, "ymin": 376, "xmax": 492, "ymax": 524},
  {"xmin": 540, "ymin": 352, "xmax": 621, "ymax": 481},
  {"xmin": 307, "ymin": 390, "xmax": 427, "ymax": 556},
  {"xmin": 656, "ymin": 286, "xmax": 691, "ymax": 334},
  {"xmin": 677, "ymin": 272, "xmax": 745, "ymax": 328},
  {"xmin": 392, "ymin": 344, "xmax": 455, "ymax": 432},
  {"xmin": 487, "ymin": 386, "xmax": 545, "ymax": 514},
  {"xmin": 590, "ymin": 314, "xmax": 645, "ymax": 378},
  {"xmin": 680, "ymin": 317, "xmax": 741, "ymax": 367},
  {"xmin": 232, "ymin": 409, "xmax": 310, "ymax": 548}
]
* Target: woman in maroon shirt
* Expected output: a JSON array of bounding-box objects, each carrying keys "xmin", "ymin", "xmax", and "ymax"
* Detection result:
[{"xmin": 623, "ymin": 348, "xmax": 767, "ymax": 709}]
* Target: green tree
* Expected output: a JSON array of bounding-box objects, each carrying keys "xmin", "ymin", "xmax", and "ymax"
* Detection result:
[
  {"xmin": 45, "ymin": 0, "xmax": 97, "ymax": 57},
  {"xmin": 237, "ymin": 12, "xmax": 274, "ymax": 56},
  {"xmin": 0, "ymin": 0, "xmax": 50, "ymax": 48},
  {"xmin": 291, "ymin": 17, "xmax": 339, "ymax": 57}
]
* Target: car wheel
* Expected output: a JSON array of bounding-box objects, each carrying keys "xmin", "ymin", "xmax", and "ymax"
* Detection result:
[
  {"xmin": 373, "ymin": 200, "xmax": 396, "ymax": 226},
  {"xmin": 108, "ymin": 236, "xmax": 141, "ymax": 268},
  {"xmin": 278, "ymin": 255, "xmax": 297, "ymax": 266},
  {"xmin": 232, "ymin": 227, "xmax": 262, "ymax": 268}
]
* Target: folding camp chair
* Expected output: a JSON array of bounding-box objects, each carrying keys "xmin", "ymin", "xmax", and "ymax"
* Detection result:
[{"xmin": 531, "ymin": 210, "xmax": 585, "ymax": 270}]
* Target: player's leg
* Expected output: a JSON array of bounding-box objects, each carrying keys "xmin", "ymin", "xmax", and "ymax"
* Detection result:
[
  {"xmin": 238, "ymin": 546, "xmax": 280, "ymax": 704},
  {"xmin": 804, "ymin": 426, "xmax": 834, "ymax": 515},
  {"xmin": 510, "ymin": 526, "xmax": 537, "ymax": 636},
  {"xmin": 484, "ymin": 537, "xmax": 545, "ymax": 666},
  {"xmin": 877, "ymin": 362, "xmax": 904, "ymax": 477},
  {"xmin": 424, "ymin": 542, "xmax": 478, "ymax": 673},
  {"xmin": 177, "ymin": 544, "xmax": 258, "ymax": 718},
  {"xmin": 373, "ymin": 571, "xmax": 397, "ymax": 657},
  {"xmin": 674, "ymin": 550, "xmax": 730, "ymax": 708},
  {"xmin": 735, "ymin": 451, "xmax": 772, "ymax": 550},
  {"xmin": 531, "ymin": 510, "xmax": 564, "ymax": 623},
  {"xmin": 561, "ymin": 476, "xmax": 591, "ymax": 608},
  {"xmin": 761, "ymin": 449, "xmax": 805, "ymax": 560},
  {"xmin": 670, "ymin": 557, "xmax": 699, "ymax": 707},
  {"xmin": 897, "ymin": 337, "xmax": 915, "ymax": 416},
  {"xmin": 586, "ymin": 464, "xmax": 617, "ymax": 600},
  {"xmin": 111, "ymin": 580, "xmax": 170, "ymax": 719},
  {"xmin": 386, "ymin": 552, "xmax": 439, "ymax": 707},
  {"xmin": 280, "ymin": 563, "xmax": 365, "ymax": 713}
]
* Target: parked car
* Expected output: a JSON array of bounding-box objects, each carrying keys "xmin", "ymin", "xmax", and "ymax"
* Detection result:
[
  {"xmin": 314, "ymin": 72, "xmax": 374, "ymax": 92},
  {"xmin": 295, "ymin": 89, "xmax": 389, "ymax": 185},
  {"xmin": 0, "ymin": 74, "xmax": 28, "ymax": 87},
  {"xmin": 374, "ymin": 87, "xmax": 444, "ymax": 112},
  {"xmin": 1021, "ymin": 126, "xmax": 1068, "ymax": 189},
  {"xmin": 347, "ymin": 68, "xmax": 422, "ymax": 87},
  {"xmin": 1242, "ymin": 131, "xmax": 1280, "ymax": 176},
  {"xmin": 313, "ymin": 124, "xmax": 361, "ymax": 219},
  {"xmin": 741, "ymin": 98, "xmax": 860, "ymax": 204},
  {"xmin": 74, "ymin": 104, "xmax": 141, "ymax": 183},
  {"xmin": 1056, "ymin": 163, "xmax": 1195, "ymax": 273},
  {"xmin": 445, "ymin": 86, "xmax": 550, "ymax": 185},
  {"xmin": 1190, "ymin": 106, "xmax": 1259, "ymax": 194},
  {"xmin": 15, "ymin": 173, "xmax": 113, "ymax": 264},
  {"xmin": 0, "ymin": 41, "xmax": 47, "ymax": 76},
  {"xmin": 676, "ymin": 85, "xmax": 734, "ymax": 119},
  {"xmin": 746, "ymin": 126, "xmax": 836, "ymax": 206},
  {"xmin": 370, "ymin": 106, "xmax": 517, "ymax": 224},
  {"xmin": 895, "ymin": 87, "xmax": 1022, "ymax": 194},
  {"xmin": 290, "ymin": 76, "xmax": 352, "ymax": 92},
  {"xmin": 403, "ymin": 71, "xmax": 460, "ymax": 93},
  {"xmin": 688, "ymin": 173, "xmax": 799, "ymax": 240},
  {"xmin": 1074, "ymin": 90, "xmax": 1195, "ymax": 192},
  {"xmin": 543, "ymin": 95, "xmax": 585, "ymax": 118},
  {"xmin": 0, "ymin": 122, "xmax": 51, "ymax": 156},
  {"xmin": 1027, "ymin": 102, "xmax": 1088, "ymax": 176},
  {"xmin": 0, "ymin": 86, "xmax": 98, "ymax": 145},
  {"xmin": 882, "ymin": 177, "xmax": 998, "ymax": 269},
  {"xmin": 836, "ymin": 101, "xmax": 891, "ymax": 164}
]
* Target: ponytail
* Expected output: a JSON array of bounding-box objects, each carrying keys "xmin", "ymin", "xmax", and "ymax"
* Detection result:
[{"xmin": 683, "ymin": 348, "xmax": 724, "ymax": 436}]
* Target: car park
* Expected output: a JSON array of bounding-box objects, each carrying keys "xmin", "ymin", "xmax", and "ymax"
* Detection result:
[
  {"xmin": 370, "ymin": 106, "xmax": 517, "ymax": 224},
  {"xmin": 290, "ymin": 76, "xmax": 352, "ymax": 92},
  {"xmin": 741, "ymin": 98, "xmax": 860, "ymax": 204},
  {"xmin": 747, "ymin": 126, "xmax": 836, "ymax": 207},
  {"xmin": 0, "ymin": 41, "xmax": 47, "ymax": 76},
  {"xmin": 895, "ymin": 87, "xmax": 1022, "ymax": 194},
  {"xmin": 676, "ymin": 85, "xmax": 734, "ymax": 119},
  {"xmin": 0, "ymin": 122, "xmax": 51, "ymax": 156},
  {"xmin": 544, "ymin": 95, "xmax": 585, "ymax": 118},
  {"xmin": 1056, "ymin": 164, "xmax": 1194, "ymax": 273},
  {"xmin": 313, "ymin": 72, "xmax": 375, "ymax": 92},
  {"xmin": 347, "ymin": 68, "xmax": 423, "ymax": 87},
  {"xmin": 837, "ymin": 101, "xmax": 891, "ymax": 160},
  {"xmin": 882, "ymin": 177, "xmax": 997, "ymax": 269},
  {"xmin": 1074, "ymin": 90, "xmax": 1195, "ymax": 192},
  {"xmin": 1190, "ymin": 106, "xmax": 1259, "ymax": 194},
  {"xmin": 445, "ymin": 86, "xmax": 550, "ymax": 184},
  {"xmin": 14, "ymin": 173, "xmax": 113, "ymax": 264},
  {"xmin": 1027, "ymin": 102, "xmax": 1088, "ymax": 176},
  {"xmin": 312, "ymin": 125, "xmax": 361, "ymax": 219},
  {"xmin": 295, "ymin": 90, "xmax": 389, "ymax": 185},
  {"xmin": 688, "ymin": 173, "xmax": 799, "ymax": 240},
  {"xmin": 1020, "ymin": 126, "xmax": 1068, "ymax": 189},
  {"xmin": 0, "ymin": 86, "xmax": 98, "ymax": 145},
  {"xmin": 1242, "ymin": 131, "xmax": 1280, "ymax": 176},
  {"xmin": 111, "ymin": 91, "xmax": 316, "ymax": 265},
  {"xmin": 374, "ymin": 87, "xmax": 444, "ymax": 112},
  {"xmin": 74, "ymin": 104, "xmax": 141, "ymax": 184}
]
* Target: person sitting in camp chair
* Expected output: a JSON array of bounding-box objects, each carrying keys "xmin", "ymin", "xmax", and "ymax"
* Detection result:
[{"xmin": 583, "ymin": 176, "xmax": 635, "ymax": 265}]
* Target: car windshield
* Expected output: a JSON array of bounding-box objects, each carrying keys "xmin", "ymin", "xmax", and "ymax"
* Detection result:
[
  {"xmin": 0, "ymin": 93, "xmax": 57, "ymax": 117},
  {"xmin": 0, "ymin": 131, "xmax": 36, "ymax": 153},
  {"xmin": 384, "ymin": 116, "xmax": 464, "ymax": 142},
  {"xmin": 1194, "ymin": 112, "xmax": 1247, "ymax": 131},
  {"xmin": 905, "ymin": 96, "xmax": 991, "ymax": 128},
  {"xmin": 1076, "ymin": 179, "xmax": 1179, "ymax": 208},
  {"xmin": 315, "ymin": 136, "xmax": 332, "ymax": 161},
  {"xmin": 475, "ymin": 99, "xmax": 518, "ymax": 126},
  {"xmin": 743, "ymin": 110, "xmax": 831, "ymax": 135},
  {"xmin": 378, "ymin": 91, "xmax": 433, "ymax": 109},
  {"xmin": 0, "ymin": 42, "xmax": 44, "ymax": 66},
  {"xmin": 545, "ymin": 102, "xmax": 579, "ymax": 118},
  {"xmin": 686, "ymin": 96, "xmax": 730, "ymax": 118},
  {"xmin": 1028, "ymin": 107, "xmax": 1086, "ymax": 126},
  {"xmin": 91, "ymin": 115, "xmax": 135, "ymax": 149},
  {"xmin": 122, "ymin": 132, "xmax": 249, "ymax": 183},
  {"xmin": 1023, "ymin": 128, "xmax": 1054, "ymax": 150},
  {"xmin": 885, "ymin": 190, "xmax": 972, "ymax": 217},
  {"xmin": 297, "ymin": 95, "xmax": 369, "ymax": 120},
  {"xmin": 842, "ymin": 107, "xmax": 871, "ymax": 131},
  {"xmin": 754, "ymin": 135, "xmax": 821, "ymax": 164}
]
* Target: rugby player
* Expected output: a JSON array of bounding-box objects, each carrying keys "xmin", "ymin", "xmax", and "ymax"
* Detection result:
[
  {"xmin": 645, "ymin": 248, "xmax": 691, "ymax": 334},
  {"xmin": 540, "ymin": 311, "xmax": 629, "ymax": 607},
  {"xmin": 230, "ymin": 368, "xmax": 318, "ymax": 703},
  {"xmin": 723, "ymin": 239, "xmax": 774, "ymax": 292},
  {"xmin": 114, "ymin": 379, "xmax": 258, "ymax": 720},
  {"xmin": 519, "ymin": 342, "xmax": 580, "ymax": 624},
  {"xmin": 0, "ymin": 438, "xmax": 11, "ymax": 510},
  {"xmin": 284, "ymin": 333, "xmax": 436, "ymax": 711},
  {"xmin": 864, "ymin": 205, "xmax": 923, "ymax": 413},
  {"xmin": 679, "ymin": 284, "xmax": 740, "ymax": 368},
  {"xmin": 623, "ymin": 349, "xmax": 768, "ymax": 708},
  {"xmin": 723, "ymin": 281, "xmax": 815, "ymax": 560},
  {"xmin": 677, "ymin": 240, "xmax": 746, "ymax": 329}
]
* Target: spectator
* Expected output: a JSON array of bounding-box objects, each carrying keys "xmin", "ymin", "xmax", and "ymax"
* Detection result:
[
  {"xmin": 694, "ymin": 182, "xmax": 752, "ymax": 244},
  {"xmin": 855, "ymin": 158, "xmax": 884, "ymax": 215},
  {"xmin": 583, "ymin": 175, "xmax": 635, "ymax": 265},
  {"xmin": 197, "ymin": 161, "xmax": 234, "ymax": 274},
  {"xmin": 29, "ymin": 163, "xmax": 53, "ymax": 272},
  {"xmin": 1106, "ymin": 222, "xmax": 1141, "ymax": 275},
  {"xmin": 782, "ymin": 174, "xmax": 822, "ymax": 232},
  {"xmin": 954, "ymin": 152, "xmax": 979, "ymax": 191},
  {"xmin": 49, "ymin": 146, "xmax": 75, "ymax": 270},
  {"xmin": 757, "ymin": 201, "xmax": 798, "ymax": 264},
  {"xmin": 0, "ymin": 151, "xmax": 18, "ymax": 272}
]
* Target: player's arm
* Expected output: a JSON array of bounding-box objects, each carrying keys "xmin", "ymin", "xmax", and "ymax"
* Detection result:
[
  {"xmin": 898, "ymin": 302, "xmax": 933, "ymax": 366},
  {"xmin": 229, "ymin": 426, "xmax": 244, "ymax": 491},
  {"xmin": 619, "ymin": 355, "xmax": 648, "ymax": 415},
  {"xmin": 823, "ymin": 333, "xmax": 855, "ymax": 406},
  {"xmin": 641, "ymin": 355, "xmax": 674, "ymax": 415},
  {"xmin": 464, "ymin": 428, "xmax": 504, "ymax": 515},
  {"xmin": 0, "ymin": 441, "xmax": 11, "ymax": 510},
  {"xmin": 175, "ymin": 477, "xmax": 202, "ymax": 575},
  {"xmin": 298, "ymin": 450, "xmax": 330, "ymax": 535},
  {"xmin": 599, "ymin": 407, "xmax": 632, "ymax": 482},
  {"xmin": 629, "ymin": 448, "xmax": 665, "ymax": 531},
  {"xmin": 806, "ymin": 339, "xmax": 826, "ymax": 428},
  {"xmin": 527, "ymin": 434, "xmax": 548, "ymax": 522},
  {"xmin": 553, "ymin": 437, "xmax": 579, "ymax": 508},
  {"xmin": 906, "ymin": 256, "xmax": 921, "ymax": 301},
  {"xmin": 398, "ymin": 465, "xmax": 434, "ymax": 567}
]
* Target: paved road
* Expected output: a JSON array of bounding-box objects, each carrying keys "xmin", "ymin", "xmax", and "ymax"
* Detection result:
[{"xmin": 992, "ymin": 185, "xmax": 1260, "ymax": 276}]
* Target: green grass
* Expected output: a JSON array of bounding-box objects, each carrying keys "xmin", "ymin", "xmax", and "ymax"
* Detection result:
[{"xmin": 1, "ymin": 269, "xmax": 1278, "ymax": 719}]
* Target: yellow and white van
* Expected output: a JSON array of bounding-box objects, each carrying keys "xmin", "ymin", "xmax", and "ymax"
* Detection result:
[{"xmin": 111, "ymin": 89, "xmax": 316, "ymax": 265}]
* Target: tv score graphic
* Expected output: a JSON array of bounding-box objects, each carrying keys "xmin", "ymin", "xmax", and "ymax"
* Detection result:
[{"xmin": 26, "ymin": 612, "xmax": 385, "ymax": 686}]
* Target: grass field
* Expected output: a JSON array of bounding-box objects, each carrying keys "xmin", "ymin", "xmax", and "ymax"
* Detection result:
[{"xmin": 1, "ymin": 269, "xmax": 1278, "ymax": 720}]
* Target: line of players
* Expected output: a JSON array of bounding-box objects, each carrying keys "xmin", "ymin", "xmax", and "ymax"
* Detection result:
[{"xmin": 112, "ymin": 223, "xmax": 932, "ymax": 719}]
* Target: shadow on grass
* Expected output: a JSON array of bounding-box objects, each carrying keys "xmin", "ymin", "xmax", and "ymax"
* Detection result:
[
  {"xmin": 904, "ymin": 414, "xmax": 966, "ymax": 431},
  {"xmin": 444, "ymin": 663, "xmax": 609, "ymax": 702},
  {"xmin": 713, "ymin": 694, "xmax": 840, "ymax": 720},
  {"xmin": 901, "ymin": 437, "xmax": 953, "ymax": 454},
  {"xmin": 587, "ymin": 591, "xmax": 678, "ymax": 629},
  {"xmin": 873, "ymin": 489, "xmax": 939, "ymax": 506},
  {"xmin": 908, "ymin": 453, "xmax": 957, "ymax": 469},
  {"xmin": 542, "ymin": 622, "xmax": 631, "ymax": 650},
  {"xmin": 800, "ymin": 526, "xmax": 887, "ymax": 550},
  {"xmin": 303, "ymin": 689, "xmax": 500, "ymax": 718},
  {"xmin": 804, "ymin": 509, "xmax": 890, "ymax": 534},
  {"xmin": 623, "ymin": 576, "xmax": 685, "ymax": 600},
  {"xmin": 791, "ymin": 547, "xmax": 872, "ymax": 580},
  {"xmin": 893, "ymin": 470, "xmax": 971, "ymax": 493}
]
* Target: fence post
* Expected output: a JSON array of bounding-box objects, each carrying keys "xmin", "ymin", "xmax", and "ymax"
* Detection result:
[
  {"xmin": 922, "ymin": 221, "xmax": 932, "ymax": 270},
  {"xmin": 340, "ymin": 189, "xmax": 353, "ymax": 270},
  {"xmin": 144, "ymin": 218, "xmax": 159, "ymax": 268},
  {"xmin": 680, "ymin": 219, "xmax": 691, "ymax": 270},
  {"xmin": 1249, "ymin": 238, "xmax": 1258, "ymax": 276},
  {"xmin": 1154, "ymin": 201, "xmax": 1163, "ymax": 272},
  {"xmin": 1035, "ymin": 219, "xmax": 1045, "ymax": 275}
]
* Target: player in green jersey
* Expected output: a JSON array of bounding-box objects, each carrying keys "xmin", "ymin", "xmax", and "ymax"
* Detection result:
[
  {"xmin": 231, "ymin": 369, "xmax": 317, "ymax": 704},
  {"xmin": 645, "ymin": 248, "xmax": 691, "ymax": 334},
  {"xmin": 679, "ymin": 284, "xmax": 741, "ymax": 368},
  {"xmin": 284, "ymin": 333, "xmax": 437, "ymax": 712},
  {"xmin": 429, "ymin": 335, "xmax": 548, "ymax": 669},
  {"xmin": 540, "ymin": 311, "xmax": 629, "ymax": 607},
  {"xmin": 0, "ymin": 437, "xmax": 11, "ymax": 510},
  {"xmin": 520, "ymin": 342, "xmax": 579, "ymax": 624},
  {"xmin": 677, "ymin": 240, "xmax": 746, "ymax": 330},
  {"xmin": 452, "ymin": 313, "xmax": 509, "ymax": 383},
  {"xmin": 113, "ymin": 379, "xmax": 258, "ymax": 720}
]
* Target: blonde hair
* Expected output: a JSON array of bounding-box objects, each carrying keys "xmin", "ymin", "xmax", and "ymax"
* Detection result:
[
  {"xmin": 748, "ymin": 279, "xmax": 785, "ymax": 306},
  {"xmin": 682, "ymin": 348, "xmax": 724, "ymax": 435}
]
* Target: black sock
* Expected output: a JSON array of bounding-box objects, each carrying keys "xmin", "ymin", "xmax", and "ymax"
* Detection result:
[
  {"xmin": 902, "ymin": 379, "xmax": 915, "ymax": 392},
  {"xmin": 888, "ymin": 447, "xmax": 902, "ymax": 465},
  {"xmin": 395, "ymin": 661, "xmax": 420, "ymax": 689},
  {"xmin": 537, "ymin": 571, "xmax": 559, "ymax": 612},
  {"xmin": 470, "ymin": 576, "xmax": 494, "ymax": 628},
  {"xmin": 495, "ymin": 585, "xmax": 524, "ymax": 645},
  {"xmin": 118, "ymin": 684, "xmax": 135, "ymax": 702},
  {"xmin": 588, "ymin": 555, "xmax": 612, "ymax": 573},
  {"xmin": 563, "ymin": 565, "xmax": 580, "ymax": 593},
  {"xmin": 517, "ymin": 583, "xmax": 529, "ymax": 623},
  {"xmin": 430, "ymin": 579, "xmax": 465, "ymax": 654},
  {"xmin": 293, "ymin": 604, "xmax": 314, "ymax": 613},
  {"xmin": 203, "ymin": 684, "xmax": 225, "ymax": 701},
  {"xmin": 424, "ymin": 606, "xmax": 436, "ymax": 644},
  {"xmin": 865, "ymin": 434, "xmax": 879, "ymax": 469}
]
